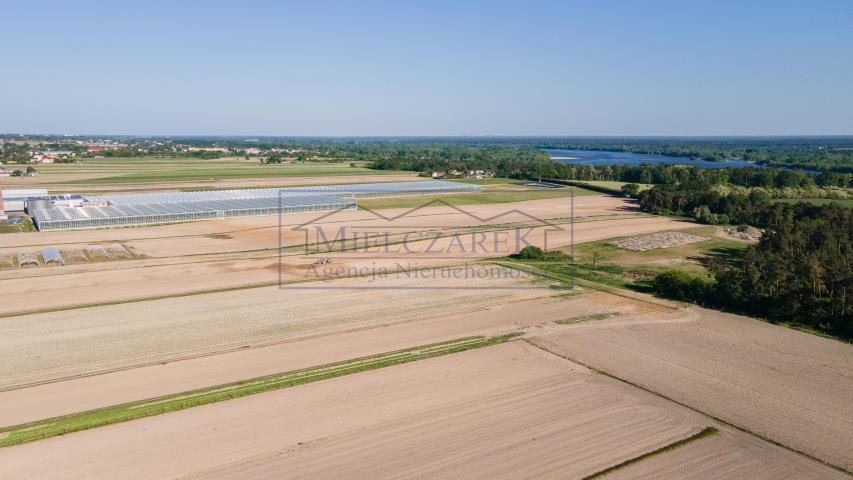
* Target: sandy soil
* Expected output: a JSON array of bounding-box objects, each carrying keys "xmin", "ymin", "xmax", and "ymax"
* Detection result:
[
  {"xmin": 0, "ymin": 292, "xmax": 620, "ymax": 426},
  {"xmin": 606, "ymin": 429, "xmax": 847, "ymax": 480},
  {"xmin": 0, "ymin": 215, "xmax": 693, "ymax": 315},
  {"xmin": 528, "ymin": 306, "xmax": 853, "ymax": 471},
  {"xmin": 0, "ymin": 342, "xmax": 710, "ymax": 480},
  {"xmin": 0, "ymin": 273, "xmax": 560, "ymax": 390}
]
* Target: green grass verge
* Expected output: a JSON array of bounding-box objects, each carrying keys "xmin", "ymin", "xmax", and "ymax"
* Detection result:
[
  {"xmin": 0, "ymin": 333, "xmax": 521, "ymax": 448},
  {"xmin": 582, "ymin": 427, "xmax": 719, "ymax": 479}
]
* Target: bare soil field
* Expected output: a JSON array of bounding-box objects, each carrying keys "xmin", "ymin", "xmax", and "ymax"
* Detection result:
[
  {"xmin": 0, "ymin": 342, "xmax": 713, "ymax": 480},
  {"xmin": 0, "ymin": 195, "xmax": 631, "ymax": 250},
  {"xmin": 0, "ymin": 212, "xmax": 694, "ymax": 316},
  {"xmin": 606, "ymin": 429, "xmax": 846, "ymax": 480},
  {"xmin": 0, "ymin": 273, "xmax": 559, "ymax": 390},
  {"xmin": 528, "ymin": 306, "xmax": 853, "ymax": 471},
  {"xmin": 0, "ymin": 291, "xmax": 621, "ymax": 426}
]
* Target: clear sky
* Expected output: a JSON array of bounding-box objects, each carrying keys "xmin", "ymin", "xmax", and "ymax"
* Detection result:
[{"xmin": 2, "ymin": 0, "xmax": 852, "ymax": 136}]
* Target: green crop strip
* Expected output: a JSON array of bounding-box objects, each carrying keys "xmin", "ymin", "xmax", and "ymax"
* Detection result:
[
  {"xmin": 583, "ymin": 427, "xmax": 719, "ymax": 479},
  {"xmin": 554, "ymin": 312, "xmax": 619, "ymax": 325}
]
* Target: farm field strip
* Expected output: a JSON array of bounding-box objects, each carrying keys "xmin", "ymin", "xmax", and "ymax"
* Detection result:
[
  {"xmin": 582, "ymin": 427, "xmax": 719, "ymax": 479},
  {"xmin": 0, "ymin": 293, "xmax": 603, "ymax": 425},
  {"xmin": 527, "ymin": 307, "xmax": 853, "ymax": 471},
  {"xmin": 0, "ymin": 216, "xmax": 695, "ymax": 316},
  {"xmin": 0, "ymin": 334, "xmax": 519, "ymax": 448},
  {"xmin": 0, "ymin": 273, "xmax": 566, "ymax": 390},
  {"xmin": 603, "ymin": 429, "xmax": 850, "ymax": 480},
  {"xmin": 0, "ymin": 342, "xmax": 713, "ymax": 480}
]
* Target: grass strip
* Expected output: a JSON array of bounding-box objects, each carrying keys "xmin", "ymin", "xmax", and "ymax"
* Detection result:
[
  {"xmin": 0, "ymin": 332, "xmax": 521, "ymax": 448},
  {"xmin": 554, "ymin": 312, "xmax": 618, "ymax": 325},
  {"xmin": 582, "ymin": 427, "xmax": 719, "ymax": 479}
]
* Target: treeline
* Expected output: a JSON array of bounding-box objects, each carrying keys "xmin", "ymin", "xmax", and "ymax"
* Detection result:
[
  {"xmin": 372, "ymin": 155, "xmax": 851, "ymax": 189},
  {"xmin": 5, "ymin": 135, "xmax": 853, "ymax": 172},
  {"xmin": 651, "ymin": 203, "xmax": 851, "ymax": 339}
]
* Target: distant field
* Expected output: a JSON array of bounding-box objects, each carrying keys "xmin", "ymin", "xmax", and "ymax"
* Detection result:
[
  {"xmin": 445, "ymin": 177, "xmax": 520, "ymax": 185},
  {"xmin": 358, "ymin": 186, "xmax": 600, "ymax": 210},
  {"xmin": 9, "ymin": 158, "xmax": 399, "ymax": 185},
  {"xmin": 573, "ymin": 180, "xmax": 654, "ymax": 192},
  {"xmin": 770, "ymin": 198, "xmax": 853, "ymax": 208}
]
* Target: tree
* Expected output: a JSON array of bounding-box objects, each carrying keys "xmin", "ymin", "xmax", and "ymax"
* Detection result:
[
  {"xmin": 693, "ymin": 205, "xmax": 712, "ymax": 224},
  {"xmin": 10, "ymin": 169, "xmax": 23, "ymax": 177},
  {"xmin": 26, "ymin": 166, "xmax": 37, "ymax": 174},
  {"xmin": 620, "ymin": 183, "xmax": 640, "ymax": 197},
  {"xmin": 652, "ymin": 270, "xmax": 710, "ymax": 302}
]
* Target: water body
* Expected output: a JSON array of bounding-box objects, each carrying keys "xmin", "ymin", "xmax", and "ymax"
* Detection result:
[{"xmin": 545, "ymin": 149, "xmax": 754, "ymax": 169}]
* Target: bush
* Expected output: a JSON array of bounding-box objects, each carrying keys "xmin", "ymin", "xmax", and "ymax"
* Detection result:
[
  {"xmin": 620, "ymin": 183, "xmax": 640, "ymax": 197},
  {"xmin": 517, "ymin": 245, "xmax": 545, "ymax": 260},
  {"xmin": 651, "ymin": 270, "xmax": 711, "ymax": 302}
]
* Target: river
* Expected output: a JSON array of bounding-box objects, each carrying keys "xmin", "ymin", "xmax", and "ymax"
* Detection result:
[{"xmin": 545, "ymin": 149, "xmax": 755, "ymax": 169}]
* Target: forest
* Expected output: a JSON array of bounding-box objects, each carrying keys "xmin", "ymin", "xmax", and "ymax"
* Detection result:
[{"xmin": 651, "ymin": 203, "xmax": 851, "ymax": 339}]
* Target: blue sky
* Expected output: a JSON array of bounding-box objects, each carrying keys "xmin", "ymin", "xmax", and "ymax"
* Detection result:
[{"xmin": 1, "ymin": 0, "xmax": 852, "ymax": 136}]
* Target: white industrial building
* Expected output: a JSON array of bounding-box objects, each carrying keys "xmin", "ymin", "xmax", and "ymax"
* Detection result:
[{"xmin": 1, "ymin": 189, "xmax": 49, "ymax": 211}]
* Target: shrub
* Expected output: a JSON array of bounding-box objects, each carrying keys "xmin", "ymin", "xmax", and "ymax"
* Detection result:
[
  {"xmin": 516, "ymin": 245, "xmax": 545, "ymax": 260},
  {"xmin": 651, "ymin": 270, "xmax": 711, "ymax": 302},
  {"xmin": 620, "ymin": 183, "xmax": 640, "ymax": 197}
]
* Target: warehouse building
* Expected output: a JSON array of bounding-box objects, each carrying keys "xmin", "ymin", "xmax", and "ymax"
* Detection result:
[{"xmin": 1, "ymin": 189, "xmax": 49, "ymax": 211}]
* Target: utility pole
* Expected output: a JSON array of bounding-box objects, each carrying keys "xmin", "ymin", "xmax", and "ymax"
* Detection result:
[{"xmin": 569, "ymin": 185, "xmax": 574, "ymax": 289}]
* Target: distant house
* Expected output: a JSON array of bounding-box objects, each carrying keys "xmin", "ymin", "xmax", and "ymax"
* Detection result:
[{"xmin": 431, "ymin": 171, "xmax": 445, "ymax": 179}]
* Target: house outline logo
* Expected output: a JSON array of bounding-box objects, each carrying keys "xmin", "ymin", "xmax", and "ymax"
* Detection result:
[{"xmin": 277, "ymin": 192, "xmax": 573, "ymax": 290}]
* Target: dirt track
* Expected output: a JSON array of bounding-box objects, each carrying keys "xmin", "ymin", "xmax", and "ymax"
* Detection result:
[{"xmin": 529, "ymin": 306, "xmax": 853, "ymax": 471}]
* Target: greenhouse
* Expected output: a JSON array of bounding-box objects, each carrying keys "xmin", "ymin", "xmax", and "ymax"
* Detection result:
[
  {"xmin": 31, "ymin": 180, "xmax": 481, "ymax": 231},
  {"xmin": 32, "ymin": 195, "xmax": 357, "ymax": 231}
]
